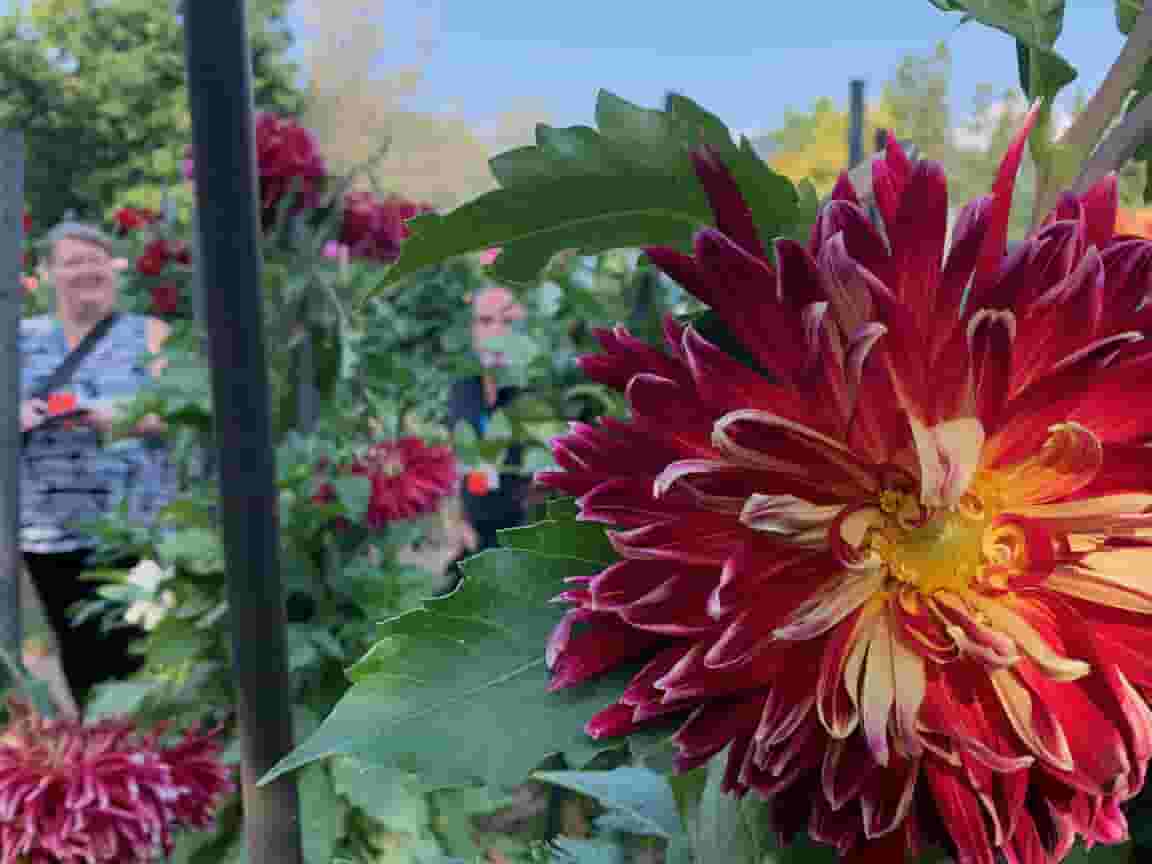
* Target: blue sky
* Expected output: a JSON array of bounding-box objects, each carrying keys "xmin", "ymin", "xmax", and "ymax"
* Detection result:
[
  {"xmin": 2, "ymin": 0, "xmax": 1128, "ymax": 134},
  {"xmin": 286, "ymin": 0, "xmax": 1126, "ymax": 135}
]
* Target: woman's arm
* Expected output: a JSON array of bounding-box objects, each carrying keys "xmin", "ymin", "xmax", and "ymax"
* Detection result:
[
  {"xmin": 131, "ymin": 317, "xmax": 172, "ymax": 437},
  {"xmin": 146, "ymin": 317, "xmax": 171, "ymax": 378}
]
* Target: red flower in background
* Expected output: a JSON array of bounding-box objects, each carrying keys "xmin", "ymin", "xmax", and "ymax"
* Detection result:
[
  {"xmin": 254, "ymin": 112, "xmax": 327, "ymax": 216},
  {"xmin": 151, "ymin": 281, "xmax": 181, "ymax": 316},
  {"xmin": 113, "ymin": 207, "xmax": 160, "ymax": 235},
  {"xmin": 0, "ymin": 700, "xmax": 232, "ymax": 864},
  {"xmin": 186, "ymin": 112, "xmax": 327, "ymax": 227},
  {"xmin": 539, "ymin": 109, "xmax": 1152, "ymax": 863},
  {"xmin": 136, "ymin": 238, "xmax": 191, "ymax": 276},
  {"xmin": 22, "ymin": 210, "xmax": 30, "ymax": 234},
  {"xmin": 339, "ymin": 191, "xmax": 434, "ymax": 263},
  {"xmin": 315, "ymin": 438, "xmax": 457, "ymax": 529}
]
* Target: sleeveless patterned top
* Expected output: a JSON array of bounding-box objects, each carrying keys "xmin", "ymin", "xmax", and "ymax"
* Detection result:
[{"xmin": 20, "ymin": 314, "xmax": 175, "ymax": 553}]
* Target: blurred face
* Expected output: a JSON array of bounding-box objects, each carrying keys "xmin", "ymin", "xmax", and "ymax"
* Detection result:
[
  {"xmin": 51, "ymin": 235, "xmax": 119, "ymax": 321},
  {"xmin": 472, "ymin": 285, "xmax": 525, "ymax": 368}
]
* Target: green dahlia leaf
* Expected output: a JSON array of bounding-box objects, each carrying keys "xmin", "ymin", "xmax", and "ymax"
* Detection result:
[
  {"xmin": 261, "ymin": 547, "xmax": 629, "ymax": 790},
  {"xmin": 929, "ymin": 0, "xmax": 1075, "ymax": 103},
  {"xmin": 532, "ymin": 766, "xmax": 682, "ymax": 839},
  {"xmin": 378, "ymin": 90, "xmax": 803, "ymax": 291}
]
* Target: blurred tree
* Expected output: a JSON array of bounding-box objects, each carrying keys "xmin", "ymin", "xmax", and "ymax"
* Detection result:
[
  {"xmin": 883, "ymin": 41, "xmax": 955, "ymax": 163},
  {"xmin": 765, "ymin": 43, "xmax": 1057, "ymax": 239},
  {"xmin": 949, "ymin": 86, "xmax": 1038, "ymax": 236},
  {"xmin": 767, "ymin": 96, "xmax": 898, "ymax": 196},
  {"xmin": 0, "ymin": 0, "xmax": 302, "ymax": 229},
  {"xmin": 298, "ymin": 0, "xmax": 548, "ymax": 210}
]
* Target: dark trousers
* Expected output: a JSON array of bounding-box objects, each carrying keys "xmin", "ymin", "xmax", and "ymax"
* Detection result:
[{"xmin": 23, "ymin": 549, "xmax": 145, "ymax": 708}]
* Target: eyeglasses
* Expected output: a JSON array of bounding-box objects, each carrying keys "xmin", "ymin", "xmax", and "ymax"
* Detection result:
[{"xmin": 54, "ymin": 256, "xmax": 112, "ymax": 270}]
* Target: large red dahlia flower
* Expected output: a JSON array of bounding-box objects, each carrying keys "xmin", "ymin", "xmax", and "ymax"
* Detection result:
[
  {"xmin": 0, "ymin": 701, "xmax": 233, "ymax": 864},
  {"xmin": 539, "ymin": 109, "xmax": 1152, "ymax": 864}
]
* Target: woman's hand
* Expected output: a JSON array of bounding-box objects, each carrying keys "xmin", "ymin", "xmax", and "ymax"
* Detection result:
[
  {"xmin": 134, "ymin": 413, "xmax": 167, "ymax": 437},
  {"xmin": 20, "ymin": 399, "xmax": 48, "ymax": 432},
  {"xmin": 75, "ymin": 407, "xmax": 166, "ymax": 440},
  {"xmin": 446, "ymin": 516, "xmax": 479, "ymax": 555},
  {"xmin": 74, "ymin": 405, "xmax": 117, "ymax": 437}
]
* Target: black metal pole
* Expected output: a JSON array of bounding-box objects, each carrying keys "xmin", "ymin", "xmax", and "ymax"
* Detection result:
[
  {"xmin": 181, "ymin": 5, "xmax": 303, "ymax": 864},
  {"xmin": 0, "ymin": 131, "xmax": 24, "ymax": 689},
  {"xmin": 848, "ymin": 79, "xmax": 866, "ymax": 169},
  {"xmin": 868, "ymin": 127, "xmax": 889, "ymax": 227}
]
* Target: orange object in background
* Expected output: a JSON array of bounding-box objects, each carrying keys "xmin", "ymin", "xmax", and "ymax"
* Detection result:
[
  {"xmin": 465, "ymin": 469, "xmax": 491, "ymax": 496},
  {"xmin": 46, "ymin": 392, "xmax": 77, "ymax": 416},
  {"xmin": 1116, "ymin": 207, "xmax": 1152, "ymax": 238}
]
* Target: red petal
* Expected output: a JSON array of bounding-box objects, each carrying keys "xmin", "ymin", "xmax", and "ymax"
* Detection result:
[
  {"xmin": 940, "ymin": 195, "xmax": 994, "ymax": 325},
  {"xmin": 826, "ymin": 172, "xmax": 861, "ymax": 207},
  {"xmin": 580, "ymin": 476, "xmax": 689, "ymax": 527},
  {"xmin": 1101, "ymin": 239, "xmax": 1152, "ymax": 329},
  {"xmin": 585, "ymin": 702, "xmax": 643, "ymax": 738},
  {"xmin": 690, "ymin": 147, "xmax": 769, "ymax": 260},
  {"xmin": 671, "ymin": 691, "xmax": 765, "ymax": 761},
  {"xmin": 708, "ymin": 543, "xmax": 831, "ymax": 620},
  {"xmin": 578, "ymin": 324, "xmax": 689, "ymax": 392},
  {"xmin": 871, "ymin": 134, "xmax": 913, "ymax": 235},
  {"xmin": 619, "ymin": 570, "xmax": 718, "ymax": 635},
  {"xmin": 694, "ymin": 230, "xmax": 808, "ymax": 379},
  {"xmin": 968, "ymin": 309, "xmax": 1015, "ymax": 429},
  {"xmin": 609, "ymin": 511, "xmax": 751, "ymax": 566},
  {"xmin": 625, "ymin": 373, "xmax": 714, "ymax": 451},
  {"xmin": 1079, "ymin": 173, "xmax": 1119, "ymax": 253},
  {"xmin": 989, "ymin": 336, "xmax": 1150, "ymax": 461},
  {"xmin": 969, "ymin": 103, "xmax": 1040, "ymax": 308},
  {"xmin": 589, "ymin": 560, "xmax": 675, "ymax": 609},
  {"xmin": 925, "ymin": 760, "xmax": 997, "ymax": 864},
  {"xmin": 548, "ymin": 611, "xmax": 664, "ymax": 691},
  {"xmin": 815, "ymin": 231, "xmax": 879, "ymax": 341},
  {"xmin": 810, "ymin": 199, "xmax": 894, "ymax": 289},
  {"xmin": 1076, "ymin": 443, "xmax": 1152, "ymax": 498},
  {"xmin": 1012, "ymin": 248, "xmax": 1105, "ymax": 393},
  {"xmin": 890, "ymin": 160, "xmax": 949, "ymax": 337},
  {"xmin": 711, "ymin": 408, "xmax": 878, "ymax": 495},
  {"xmin": 821, "ymin": 732, "xmax": 876, "ymax": 811},
  {"xmin": 643, "ymin": 246, "xmax": 716, "ymax": 306},
  {"xmin": 680, "ymin": 325, "xmax": 839, "ymax": 435}
]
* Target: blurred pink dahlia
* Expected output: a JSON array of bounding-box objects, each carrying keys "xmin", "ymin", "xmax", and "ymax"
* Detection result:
[{"xmin": 0, "ymin": 700, "xmax": 233, "ymax": 864}]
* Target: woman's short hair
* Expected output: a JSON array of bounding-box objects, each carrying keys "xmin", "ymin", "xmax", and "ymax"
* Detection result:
[{"xmin": 41, "ymin": 222, "xmax": 115, "ymax": 259}]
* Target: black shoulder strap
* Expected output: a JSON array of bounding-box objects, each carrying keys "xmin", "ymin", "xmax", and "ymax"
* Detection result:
[{"xmin": 28, "ymin": 312, "xmax": 122, "ymax": 400}]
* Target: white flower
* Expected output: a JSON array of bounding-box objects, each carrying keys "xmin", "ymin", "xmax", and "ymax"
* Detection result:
[
  {"xmin": 124, "ymin": 560, "xmax": 176, "ymax": 631},
  {"xmin": 126, "ymin": 559, "xmax": 172, "ymax": 592}
]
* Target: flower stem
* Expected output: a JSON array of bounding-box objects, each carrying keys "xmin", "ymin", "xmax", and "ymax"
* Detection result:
[
  {"xmin": 1071, "ymin": 89, "xmax": 1152, "ymax": 196},
  {"xmin": 1032, "ymin": 0, "xmax": 1152, "ymax": 226}
]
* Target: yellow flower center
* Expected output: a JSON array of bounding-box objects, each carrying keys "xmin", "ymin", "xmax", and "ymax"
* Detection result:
[{"xmin": 872, "ymin": 491, "xmax": 992, "ymax": 595}]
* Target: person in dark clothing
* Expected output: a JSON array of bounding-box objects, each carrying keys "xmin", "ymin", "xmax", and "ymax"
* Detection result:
[
  {"xmin": 446, "ymin": 284, "xmax": 529, "ymax": 552},
  {"xmin": 447, "ymin": 377, "xmax": 529, "ymax": 550}
]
